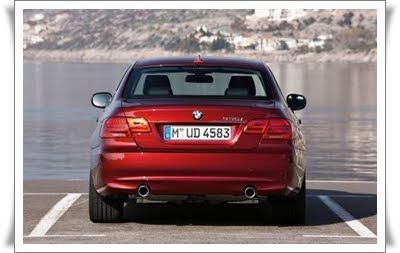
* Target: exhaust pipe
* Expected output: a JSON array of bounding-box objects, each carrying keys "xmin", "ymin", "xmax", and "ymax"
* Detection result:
[
  {"xmin": 137, "ymin": 185, "xmax": 150, "ymax": 198},
  {"xmin": 244, "ymin": 186, "xmax": 256, "ymax": 199}
]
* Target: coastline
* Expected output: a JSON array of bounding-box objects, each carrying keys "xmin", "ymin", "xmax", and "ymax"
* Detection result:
[{"xmin": 23, "ymin": 49, "xmax": 376, "ymax": 64}]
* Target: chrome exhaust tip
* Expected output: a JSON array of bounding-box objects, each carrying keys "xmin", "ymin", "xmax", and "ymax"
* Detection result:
[
  {"xmin": 244, "ymin": 186, "xmax": 256, "ymax": 199},
  {"xmin": 137, "ymin": 185, "xmax": 150, "ymax": 198}
]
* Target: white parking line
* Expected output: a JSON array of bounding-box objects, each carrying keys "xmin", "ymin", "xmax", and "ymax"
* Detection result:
[
  {"xmin": 25, "ymin": 234, "xmax": 106, "ymax": 238},
  {"xmin": 318, "ymin": 195, "xmax": 376, "ymax": 238},
  {"xmin": 307, "ymin": 180, "xmax": 376, "ymax": 184},
  {"xmin": 24, "ymin": 192, "xmax": 88, "ymax": 195},
  {"xmin": 308, "ymin": 194, "xmax": 376, "ymax": 198},
  {"xmin": 303, "ymin": 235, "xmax": 376, "ymax": 238},
  {"xmin": 28, "ymin": 193, "xmax": 82, "ymax": 237}
]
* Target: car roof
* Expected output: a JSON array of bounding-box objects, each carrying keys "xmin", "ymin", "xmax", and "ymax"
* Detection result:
[{"xmin": 134, "ymin": 56, "xmax": 266, "ymax": 70}]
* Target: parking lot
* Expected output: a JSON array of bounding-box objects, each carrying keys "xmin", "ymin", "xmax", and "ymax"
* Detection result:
[{"xmin": 23, "ymin": 180, "xmax": 377, "ymax": 244}]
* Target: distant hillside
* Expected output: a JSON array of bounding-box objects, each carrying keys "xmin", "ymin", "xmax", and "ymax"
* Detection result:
[
  {"xmin": 23, "ymin": 9, "xmax": 377, "ymax": 63},
  {"xmin": 23, "ymin": 10, "xmax": 251, "ymax": 50}
]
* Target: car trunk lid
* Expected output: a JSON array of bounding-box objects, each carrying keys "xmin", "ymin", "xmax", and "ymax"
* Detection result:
[{"xmin": 121, "ymin": 98, "xmax": 275, "ymax": 151}]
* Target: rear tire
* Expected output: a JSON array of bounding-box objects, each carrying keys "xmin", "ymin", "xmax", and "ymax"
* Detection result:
[
  {"xmin": 89, "ymin": 175, "xmax": 123, "ymax": 223},
  {"xmin": 270, "ymin": 178, "xmax": 306, "ymax": 225}
]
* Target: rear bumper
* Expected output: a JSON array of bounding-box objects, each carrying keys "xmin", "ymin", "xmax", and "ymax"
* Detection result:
[{"xmin": 91, "ymin": 149, "xmax": 304, "ymax": 199}]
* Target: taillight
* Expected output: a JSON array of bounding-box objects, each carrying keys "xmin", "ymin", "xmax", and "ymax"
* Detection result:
[
  {"xmin": 243, "ymin": 119, "xmax": 268, "ymax": 134},
  {"xmin": 101, "ymin": 117, "xmax": 151, "ymax": 138},
  {"xmin": 264, "ymin": 118, "xmax": 292, "ymax": 140},
  {"xmin": 126, "ymin": 118, "xmax": 151, "ymax": 133},
  {"xmin": 244, "ymin": 118, "xmax": 292, "ymax": 140},
  {"xmin": 101, "ymin": 117, "xmax": 131, "ymax": 138}
]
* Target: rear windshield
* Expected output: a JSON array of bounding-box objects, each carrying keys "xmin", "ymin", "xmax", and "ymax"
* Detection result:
[{"xmin": 122, "ymin": 67, "xmax": 271, "ymax": 99}]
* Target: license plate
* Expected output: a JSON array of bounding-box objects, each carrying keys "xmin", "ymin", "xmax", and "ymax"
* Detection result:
[{"xmin": 164, "ymin": 126, "xmax": 231, "ymax": 140}]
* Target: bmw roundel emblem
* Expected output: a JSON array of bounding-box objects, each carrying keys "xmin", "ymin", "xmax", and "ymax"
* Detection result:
[{"xmin": 193, "ymin": 110, "xmax": 203, "ymax": 120}]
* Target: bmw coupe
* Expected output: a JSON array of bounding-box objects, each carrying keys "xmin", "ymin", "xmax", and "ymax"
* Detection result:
[{"xmin": 89, "ymin": 56, "xmax": 306, "ymax": 224}]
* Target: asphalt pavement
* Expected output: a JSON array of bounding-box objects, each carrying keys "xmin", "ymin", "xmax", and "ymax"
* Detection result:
[{"xmin": 23, "ymin": 180, "xmax": 377, "ymax": 244}]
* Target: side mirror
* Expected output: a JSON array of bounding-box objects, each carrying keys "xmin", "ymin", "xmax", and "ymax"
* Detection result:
[
  {"xmin": 91, "ymin": 92, "xmax": 112, "ymax": 109},
  {"xmin": 287, "ymin": 93, "xmax": 306, "ymax": 111}
]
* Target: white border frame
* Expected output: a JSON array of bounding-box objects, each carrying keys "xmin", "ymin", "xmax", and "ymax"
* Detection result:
[{"xmin": 15, "ymin": 1, "xmax": 386, "ymax": 252}]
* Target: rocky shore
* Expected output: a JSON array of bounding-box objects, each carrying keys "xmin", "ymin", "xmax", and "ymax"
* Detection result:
[{"xmin": 23, "ymin": 48, "xmax": 376, "ymax": 63}]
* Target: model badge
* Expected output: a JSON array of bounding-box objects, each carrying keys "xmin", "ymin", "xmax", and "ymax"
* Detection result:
[
  {"xmin": 222, "ymin": 116, "xmax": 243, "ymax": 122},
  {"xmin": 193, "ymin": 110, "xmax": 203, "ymax": 120}
]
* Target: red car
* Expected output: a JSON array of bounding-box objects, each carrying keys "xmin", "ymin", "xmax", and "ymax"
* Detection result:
[{"xmin": 89, "ymin": 56, "xmax": 306, "ymax": 224}]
